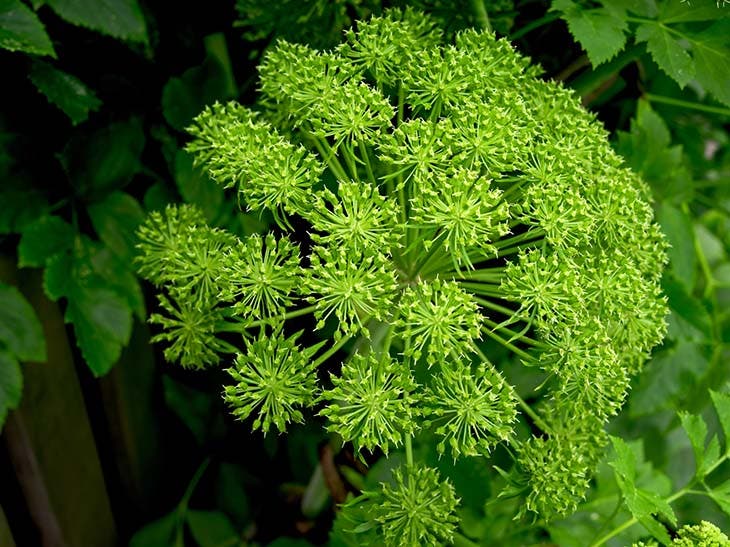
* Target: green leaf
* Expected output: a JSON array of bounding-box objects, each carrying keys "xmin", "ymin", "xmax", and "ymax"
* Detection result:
[
  {"xmin": 129, "ymin": 511, "xmax": 177, "ymax": 547},
  {"xmin": 710, "ymin": 389, "xmax": 730, "ymax": 453},
  {"xmin": 661, "ymin": 0, "xmax": 730, "ymax": 23},
  {"xmin": 162, "ymin": 375, "xmax": 214, "ymax": 445},
  {"xmin": 552, "ymin": 0, "xmax": 629, "ymax": 65},
  {"xmin": 636, "ymin": 22, "xmax": 695, "ymax": 88},
  {"xmin": 689, "ymin": 19, "xmax": 730, "ymax": 107},
  {"xmin": 28, "ymin": 60, "xmax": 101, "ymax": 125},
  {"xmin": 0, "ymin": 0, "xmax": 55, "ymax": 57},
  {"xmin": 18, "ymin": 215, "xmax": 74, "ymax": 268},
  {"xmin": 174, "ymin": 150, "xmax": 224, "ymax": 223},
  {"xmin": 0, "ymin": 180, "xmax": 48, "ymax": 235},
  {"xmin": 43, "ymin": 252, "xmax": 73, "ymax": 301},
  {"xmin": 162, "ymin": 57, "xmax": 233, "ymax": 132},
  {"xmin": 65, "ymin": 286, "xmax": 133, "ymax": 376},
  {"xmin": 679, "ymin": 411, "xmax": 713, "ymax": 477},
  {"xmin": 0, "ymin": 350, "xmax": 22, "ymax": 430},
  {"xmin": 186, "ymin": 510, "xmax": 237, "ymax": 547},
  {"xmin": 87, "ymin": 243, "xmax": 145, "ymax": 319},
  {"xmin": 0, "ymin": 283, "xmax": 46, "ymax": 362},
  {"xmin": 615, "ymin": 99, "xmax": 692, "ymax": 204},
  {"xmin": 88, "ymin": 191, "xmax": 145, "ymax": 262},
  {"xmin": 656, "ymin": 204, "xmax": 696, "ymax": 290},
  {"xmin": 216, "ymin": 463, "xmax": 252, "ymax": 528},
  {"xmin": 662, "ymin": 275, "xmax": 713, "ymax": 340},
  {"xmin": 61, "ymin": 118, "xmax": 145, "ymax": 200},
  {"xmin": 630, "ymin": 339, "xmax": 709, "ymax": 416},
  {"xmin": 709, "ymin": 479, "xmax": 730, "ymax": 517},
  {"xmin": 44, "ymin": 0, "xmax": 147, "ymax": 43}
]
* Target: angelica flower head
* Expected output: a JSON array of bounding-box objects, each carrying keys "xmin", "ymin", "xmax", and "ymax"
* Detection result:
[{"xmin": 137, "ymin": 6, "xmax": 669, "ymax": 524}]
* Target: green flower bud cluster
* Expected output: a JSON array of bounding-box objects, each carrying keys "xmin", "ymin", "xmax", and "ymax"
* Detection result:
[{"xmin": 136, "ymin": 6, "xmax": 668, "ymax": 541}]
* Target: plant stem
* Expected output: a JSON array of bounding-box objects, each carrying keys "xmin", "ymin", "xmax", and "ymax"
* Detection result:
[
  {"xmin": 218, "ymin": 304, "xmax": 319, "ymax": 331},
  {"xmin": 405, "ymin": 434, "xmax": 414, "ymax": 467},
  {"xmin": 358, "ymin": 141, "xmax": 377, "ymax": 185},
  {"xmin": 313, "ymin": 333, "xmax": 354, "ymax": 368},
  {"xmin": 176, "ymin": 458, "xmax": 211, "ymax": 546},
  {"xmin": 469, "ymin": 0, "xmax": 492, "ymax": 31},
  {"xmin": 646, "ymin": 93, "xmax": 730, "ymax": 117},
  {"xmin": 481, "ymin": 325, "xmax": 534, "ymax": 361}
]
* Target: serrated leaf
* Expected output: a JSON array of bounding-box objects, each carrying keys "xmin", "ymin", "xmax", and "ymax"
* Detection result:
[
  {"xmin": 61, "ymin": 118, "xmax": 145, "ymax": 200},
  {"xmin": 0, "ymin": 283, "xmax": 46, "ymax": 362},
  {"xmin": 129, "ymin": 511, "xmax": 177, "ymax": 547},
  {"xmin": 679, "ymin": 411, "xmax": 709, "ymax": 476},
  {"xmin": 710, "ymin": 390, "xmax": 730, "ymax": 453},
  {"xmin": 28, "ymin": 60, "xmax": 101, "ymax": 125},
  {"xmin": 43, "ymin": 251, "xmax": 73, "ymax": 301},
  {"xmin": 44, "ymin": 0, "xmax": 147, "ymax": 43},
  {"xmin": 553, "ymin": 0, "xmax": 629, "ymax": 65},
  {"xmin": 18, "ymin": 215, "xmax": 75, "ymax": 268},
  {"xmin": 0, "ymin": 0, "xmax": 55, "ymax": 57},
  {"xmin": 65, "ymin": 286, "xmax": 133, "ymax": 376},
  {"xmin": 87, "ymin": 191, "xmax": 145, "ymax": 262},
  {"xmin": 174, "ymin": 149, "xmax": 224, "ymax": 223},
  {"xmin": 636, "ymin": 22, "xmax": 695, "ymax": 88},
  {"xmin": 186, "ymin": 510, "xmax": 237, "ymax": 547},
  {"xmin": 689, "ymin": 19, "xmax": 730, "ymax": 107},
  {"xmin": 0, "ymin": 349, "xmax": 22, "ymax": 430},
  {"xmin": 656, "ymin": 204, "xmax": 696, "ymax": 290}
]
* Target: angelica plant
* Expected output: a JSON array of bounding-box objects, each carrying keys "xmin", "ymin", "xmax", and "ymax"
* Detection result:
[{"xmin": 136, "ymin": 7, "xmax": 668, "ymax": 544}]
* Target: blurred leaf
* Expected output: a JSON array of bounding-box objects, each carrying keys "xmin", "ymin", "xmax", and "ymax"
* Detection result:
[
  {"xmin": 661, "ymin": 0, "xmax": 729, "ymax": 23},
  {"xmin": 162, "ymin": 375, "xmax": 214, "ymax": 445},
  {"xmin": 552, "ymin": 0, "xmax": 628, "ymax": 65},
  {"xmin": 266, "ymin": 539, "xmax": 313, "ymax": 547},
  {"xmin": 162, "ymin": 57, "xmax": 232, "ymax": 132},
  {"xmin": 0, "ymin": 283, "xmax": 46, "ymax": 362},
  {"xmin": 28, "ymin": 61, "xmax": 101, "ymax": 125},
  {"xmin": 61, "ymin": 118, "xmax": 145, "ymax": 200},
  {"xmin": 45, "ymin": 0, "xmax": 147, "ymax": 43},
  {"xmin": 87, "ymin": 244, "xmax": 145, "ymax": 319},
  {"xmin": 709, "ymin": 479, "xmax": 730, "ymax": 517},
  {"xmin": 0, "ymin": 0, "xmax": 55, "ymax": 56},
  {"xmin": 216, "ymin": 463, "xmax": 252, "ymax": 527},
  {"xmin": 65, "ymin": 285, "xmax": 132, "ymax": 376},
  {"xmin": 636, "ymin": 21, "xmax": 695, "ymax": 88},
  {"xmin": 88, "ymin": 191, "xmax": 145, "ymax": 262},
  {"xmin": 143, "ymin": 181, "xmax": 176, "ymax": 213},
  {"xmin": 174, "ymin": 150, "xmax": 224, "ymax": 223},
  {"xmin": 663, "ymin": 275, "xmax": 713, "ymax": 340},
  {"xmin": 631, "ymin": 339, "xmax": 710, "ymax": 416},
  {"xmin": 186, "ymin": 510, "xmax": 237, "ymax": 547},
  {"xmin": 0, "ymin": 350, "xmax": 22, "ymax": 430},
  {"xmin": 129, "ymin": 511, "xmax": 178, "ymax": 547},
  {"xmin": 0, "ymin": 181, "xmax": 48, "ymax": 234},
  {"xmin": 657, "ymin": 204, "xmax": 696, "ymax": 290},
  {"xmin": 615, "ymin": 99, "xmax": 693, "ymax": 204},
  {"xmin": 18, "ymin": 215, "xmax": 74, "ymax": 268}
]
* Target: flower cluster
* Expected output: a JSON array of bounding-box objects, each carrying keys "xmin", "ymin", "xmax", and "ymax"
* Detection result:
[{"xmin": 136, "ymin": 6, "xmax": 668, "ymax": 541}]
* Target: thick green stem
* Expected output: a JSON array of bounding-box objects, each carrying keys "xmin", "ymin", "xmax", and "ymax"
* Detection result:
[
  {"xmin": 469, "ymin": 0, "xmax": 492, "ymax": 31},
  {"xmin": 313, "ymin": 333, "xmax": 355, "ymax": 368},
  {"xmin": 405, "ymin": 434, "xmax": 414, "ymax": 467},
  {"xmin": 646, "ymin": 93, "xmax": 730, "ymax": 117},
  {"xmin": 481, "ymin": 325, "xmax": 534, "ymax": 362},
  {"xmin": 217, "ymin": 304, "xmax": 319, "ymax": 331}
]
